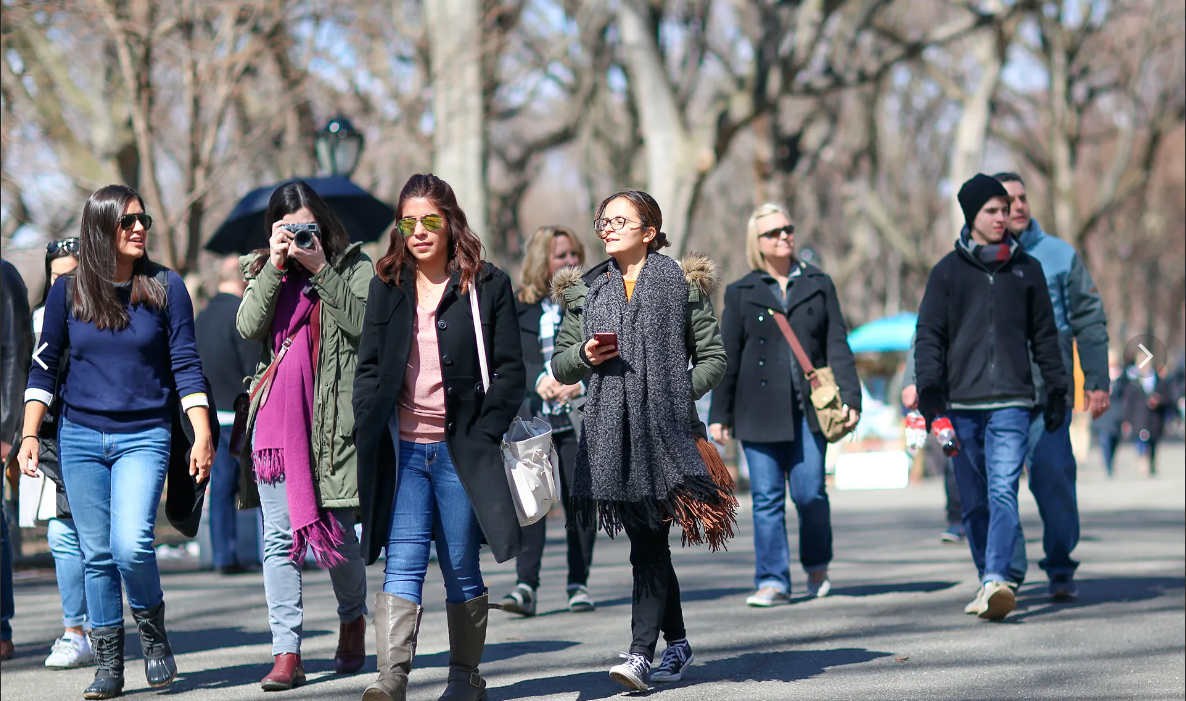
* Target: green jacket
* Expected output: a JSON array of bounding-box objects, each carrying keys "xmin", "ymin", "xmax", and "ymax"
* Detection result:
[
  {"xmin": 235, "ymin": 243, "xmax": 374, "ymax": 510},
  {"xmin": 550, "ymin": 254, "xmax": 727, "ymax": 428}
]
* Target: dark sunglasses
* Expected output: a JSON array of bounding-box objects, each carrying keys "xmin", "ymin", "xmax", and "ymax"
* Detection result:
[
  {"xmin": 119, "ymin": 212, "xmax": 153, "ymax": 231},
  {"xmin": 397, "ymin": 214, "xmax": 444, "ymax": 236},
  {"xmin": 760, "ymin": 224, "xmax": 794, "ymax": 240},
  {"xmin": 46, "ymin": 237, "xmax": 80, "ymax": 257}
]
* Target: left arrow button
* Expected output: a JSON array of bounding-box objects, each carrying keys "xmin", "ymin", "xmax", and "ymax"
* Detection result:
[{"xmin": 32, "ymin": 342, "xmax": 49, "ymax": 370}]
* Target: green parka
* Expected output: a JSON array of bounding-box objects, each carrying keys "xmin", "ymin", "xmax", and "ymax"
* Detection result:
[{"xmin": 235, "ymin": 243, "xmax": 374, "ymax": 510}]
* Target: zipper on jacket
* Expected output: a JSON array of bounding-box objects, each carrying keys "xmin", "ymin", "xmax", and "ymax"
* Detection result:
[{"xmin": 988, "ymin": 273, "xmax": 996, "ymax": 397}]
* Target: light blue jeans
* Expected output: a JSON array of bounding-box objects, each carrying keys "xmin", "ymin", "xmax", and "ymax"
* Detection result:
[
  {"xmin": 384, "ymin": 441, "xmax": 485, "ymax": 605},
  {"xmin": 58, "ymin": 415, "xmax": 171, "ymax": 628},
  {"xmin": 47, "ymin": 518, "xmax": 88, "ymax": 629}
]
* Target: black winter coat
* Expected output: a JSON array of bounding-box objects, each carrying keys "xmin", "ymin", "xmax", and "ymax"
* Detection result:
[
  {"xmin": 1121, "ymin": 370, "xmax": 1173, "ymax": 443},
  {"xmin": 353, "ymin": 263, "xmax": 526, "ymax": 565},
  {"xmin": 709, "ymin": 266, "xmax": 861, "ymax": 443},
  {"xmin": 915, "ymin": 241, "xmax": 1066, "ymax": 406}
]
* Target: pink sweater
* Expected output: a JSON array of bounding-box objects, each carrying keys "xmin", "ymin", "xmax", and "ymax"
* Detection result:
[{"xmin": 398, "ymin": 305, "xmax": 448, "ymax": 443}]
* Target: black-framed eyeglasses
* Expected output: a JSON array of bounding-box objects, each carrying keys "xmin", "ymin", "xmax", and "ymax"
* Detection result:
[
  {"xmin": 119, "ymin": 212, "xmax": 153, "ymax": 231},
  {"xmin": 46, "ymin": 237, "xmax": 80, "ymax": 257},
  {"xmin": 760, "ymin": 224, "xmax": 794, "ymax": 240},
  {"xmin": 593, "ymin": 216, "xmax": 640, "ymax": 238}
]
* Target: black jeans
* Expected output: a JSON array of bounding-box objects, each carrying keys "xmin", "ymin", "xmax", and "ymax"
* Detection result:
[
  {"xmin": 624, "ymin": 522, "xmax": 686, "ymax": 659},
  {"xmin": 516, "ymin": 430, "xmax": 596, "ymax": 589},
  {"xmin": 945, "ymin": 458, "xmax": 962, "ymax": 526}
]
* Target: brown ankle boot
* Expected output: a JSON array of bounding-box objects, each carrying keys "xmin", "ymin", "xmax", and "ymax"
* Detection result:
[
  {"xmin": 334, "ymin": 615, "xmax": 367, "ymax": 674},
  {"xmin": 363, "ymin": 593, "xmax": 422, "ymax": 701},
  {"xmin": 261, "ymin": 653, "xmax": 306, "ymax": 691}
]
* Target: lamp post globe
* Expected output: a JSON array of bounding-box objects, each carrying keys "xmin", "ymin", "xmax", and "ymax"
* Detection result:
[{"xmin": 314, "ymin": 115, "xmax": 364, "ymax": 177}]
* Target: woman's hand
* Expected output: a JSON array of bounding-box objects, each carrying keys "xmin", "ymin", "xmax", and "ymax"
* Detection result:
[
  {"xmin": 189, "ymin": 433, "xmax": 214, "ymax": 483},
  {"xmin": 269, "ymin": 221, "xmax": 292, "ymax": 270},
  {"xmin": 555, "ymin": 383, "xmax": 584, "ymax": 402},
  {"xmin": 843, "ymin": 405, "xmax": 860, "ymax": 430},
  {"xmin": 709, "ymin": 423, "xmax": 731, "ymax": 443},
  {"xmin": 583, "ymin": 337, "xmax": 619, "ymax": 366},
  {"xmin": 536, "ymin": 375, "xmax": 562, "ymax": 400},
  {"xmin": 287, "ymin": 228, "xmax": 328, "ymax": 275},
  {"xmin": 17, "ymin": 436, "xmax": 41, "ymax": 478}
]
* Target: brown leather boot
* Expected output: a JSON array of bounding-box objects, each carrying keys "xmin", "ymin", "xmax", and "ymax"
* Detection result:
[
  {"xmin": 438, "ymin": 593, "xmax": 488, "ymax": 701},
  {"xmin": 261, "ymin": 653, "xmax": 306, "ymax": 691},
  {"xmin": 334, "ymin": 615, "xmax": 367, "ymax": 674}
]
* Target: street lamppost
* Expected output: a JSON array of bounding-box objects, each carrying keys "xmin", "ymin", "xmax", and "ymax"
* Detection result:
[{"xmin": 314, "ymin": 115, "xmax": 364, "ymax": 177}]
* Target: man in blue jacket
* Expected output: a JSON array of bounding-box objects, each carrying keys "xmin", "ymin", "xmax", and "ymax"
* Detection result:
[
  {"xmin": 915, "ymin": 174, "xmax": 1068, "ymax": 621},
  {"xmin": 995, "ymin": 172, "xmax": 1110, "ymax": 602}
]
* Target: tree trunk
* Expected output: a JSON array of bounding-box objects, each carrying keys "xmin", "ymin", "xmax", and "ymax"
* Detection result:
[{"xmin": 425, "ymin": 0, "xmax": 488, "ymax": 243}]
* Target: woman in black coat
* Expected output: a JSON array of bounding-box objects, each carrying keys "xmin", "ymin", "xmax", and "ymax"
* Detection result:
[
  {"xmin": 1121, "ymin": 364, "xmax": 1173, "ymax": 476},
  {"xmin": 353, "ymin": 174, "xmax": 525, "ymax": 701},
  {"xmin": 708, "ymin": 203, "xmax": 860, "ymax": 608},
  {"xmin": 497, "ymin": 225, "xmax": 597, "ymax": 618}
]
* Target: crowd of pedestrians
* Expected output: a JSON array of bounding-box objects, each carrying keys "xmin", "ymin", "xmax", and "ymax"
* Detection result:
[{"xmin": 0, "ymin": 168, "xmax": 1179, "ymax": 699}]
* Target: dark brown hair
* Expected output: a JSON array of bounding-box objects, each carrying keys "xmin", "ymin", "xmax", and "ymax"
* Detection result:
[
  {"xmin": 376, "ymin": 173, "xmax": 485, "ymax": 292},
  {"xmin": 249, "ymin": 180, "xmax": 351, "ymax": 276},
  {"xmin": 72, "ymin": 185, "xmax": 166, "ymax": 331},
  {"xmin": 595, "ymin": 189, "xmax": 670, "ymax": 252}
]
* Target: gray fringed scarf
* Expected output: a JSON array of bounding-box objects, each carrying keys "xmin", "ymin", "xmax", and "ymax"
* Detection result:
[{"xmin": 572, "ymin": 252, "xmax": 734, "ymax": 547}]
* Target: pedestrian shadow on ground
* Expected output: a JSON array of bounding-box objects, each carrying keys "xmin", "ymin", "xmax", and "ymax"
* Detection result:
[
  {"xmin": 158, "ymin": 657, "xmax": 343, "ymax": 694},
  {"xmin": 416, "ymin": 639, "xmax": 578, "ymax": 667},
  {"xmin": 573, "ymin": 587, "xmax": 751, "ymax": 612},
  {"xmin": 487, "ymin": 647, "xmax": 891, "ymax": 700},
  {"xmin": 1009, "ymin": 576, "xmax": 1185, "ymax": 622},
  {"xmin": 815, "ymin": 580, "xmax": 959, "ymax": 599}
]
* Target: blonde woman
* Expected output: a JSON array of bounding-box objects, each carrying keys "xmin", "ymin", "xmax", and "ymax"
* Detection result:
[
  {"xmin": 499, "ymin": 226, "xmax": 597, "ymax": 617},
  {"xmin": 708, "ymin": 203, "xmax": 860, "ymax": 608}
]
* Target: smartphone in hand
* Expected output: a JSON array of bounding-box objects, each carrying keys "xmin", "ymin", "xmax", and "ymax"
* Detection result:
[{"xmin": 593, "ymin": 332, "xmax": 618, "ymax": 349}]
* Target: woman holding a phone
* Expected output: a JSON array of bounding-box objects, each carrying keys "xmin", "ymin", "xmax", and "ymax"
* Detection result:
[
  {"xmin": 550, "ymin": 190, "xmax": 733, "ymax": 691},
  {"xmin": 237, "ymin": 180, "xmax": 374, "ymax": 691}
]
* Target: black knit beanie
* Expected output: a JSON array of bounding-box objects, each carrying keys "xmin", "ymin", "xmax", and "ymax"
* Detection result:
[{"xmin": 958, "ymin": 173, "xmax": 1010, "ymax": 229}]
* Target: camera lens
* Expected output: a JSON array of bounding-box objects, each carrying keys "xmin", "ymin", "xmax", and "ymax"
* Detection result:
[{"xmin": 294, "ymin": 229, "xmax": 315, "ymax": 250}]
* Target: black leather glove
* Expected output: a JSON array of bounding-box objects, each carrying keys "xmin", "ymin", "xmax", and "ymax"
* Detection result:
[
  {"xmin": 1045, "ymin": 390, "xmax": 1067, "ymax": 433},
  {"xmin": 917, "ymin": 387, "xmax": 946, "ymax": 434}
]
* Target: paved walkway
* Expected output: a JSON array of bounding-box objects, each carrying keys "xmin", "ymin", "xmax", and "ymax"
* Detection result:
[{"xmin": 2, "ymin": 443, "xmax": 1183, "ymax": 700}]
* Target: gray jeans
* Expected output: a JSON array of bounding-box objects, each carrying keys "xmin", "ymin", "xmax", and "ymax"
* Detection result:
[{"xmin": 258, "ymin": 480, "xmax": 367, "ymax": 655}]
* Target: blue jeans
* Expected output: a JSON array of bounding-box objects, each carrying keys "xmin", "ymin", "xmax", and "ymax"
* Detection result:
[
  {"xmin": 384, "ymin": 441, "xmax": 485, "ymax": 605},
  {"xmin": 742, "ymin": 416, "xmax": 832, "ymax": 594},
  {"xmin": 1095, "ymin": 429, "xmax": 1119, "ymax": 477},
  {"xmin": 1010, "ymin": 409, "xmax": 1079, "ymax": 583},
  {"xmin": 209, "ymin": 430, "xmax": 241, "ymax": 568},
  {"xmin": 949, "ymin": 408, "xmax": 1029, "ymax": 585},
  {"xmin": 47, "ymin": 518, "xmax": 88, "ymax": 628},
  {"xmin": 58, "ymin": 416, "xmax": 171, "ymax": 628},
  {"xmin": 1, "ymin": 498, "xmax": 12, "ymax": 642}
]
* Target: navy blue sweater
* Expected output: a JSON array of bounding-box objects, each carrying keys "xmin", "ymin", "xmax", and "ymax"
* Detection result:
[{"xmin": 25, "ymin": 268, "xmax": 208, "ymax": 433}]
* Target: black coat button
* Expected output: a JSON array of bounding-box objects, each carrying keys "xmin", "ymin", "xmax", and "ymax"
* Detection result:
[
  {"xmin": 442, "ymin": 355, "xmax": 453, "ymax": 366},
  {"xmin": 447, "ymin": 421, "xmax": 455, "ymax": 432},
  {"xmin": 760, "ymin": 380, "xmax": 768, "ymax": 387},
  {"xmin": 437, "ymin": 320, "xmax": 447, "ymax": 330},
  {"xmin": 759, "ymin": 338, "xmax": 766, "ymax": 345},
  {"xmin": 758, "ymin": 359, "xmax": 765, "ymax": 367},
  {"xmin": 446, "ymin": 385, "xmax": 455, "ymax": 396}
]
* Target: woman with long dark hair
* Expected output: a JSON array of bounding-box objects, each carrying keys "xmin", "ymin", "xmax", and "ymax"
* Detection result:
[
  {"xmin": 236, "ymin": 180, "xmax": 373, "ymax": 691},
  {"xmin": 550, "ymin": 190, "xmax": 734, "ymax": 691},
  {"xmin": 708, "ymin": 203, "xmax": 861, "ymax": 608},
  {"xmin": 499, "ymin": 226, "xmax": 597, "ymax": 617},
  {"xmin": 17, "ymin": 185, "xmax": 213, "ymax": 699},
  {"xmin": 354, "ymin": 173, "xmax": 525, "ymax": 701}
]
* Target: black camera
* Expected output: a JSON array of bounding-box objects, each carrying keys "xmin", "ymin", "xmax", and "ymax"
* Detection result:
[{"xmin": 285, "ymin": 222, "xmax": 320, "ymax": 250}]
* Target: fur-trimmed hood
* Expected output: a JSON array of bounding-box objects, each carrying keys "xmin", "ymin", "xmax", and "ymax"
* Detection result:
[{"xmin": 551, "ymin": 253, "xmax": 721, "ymax": 309}]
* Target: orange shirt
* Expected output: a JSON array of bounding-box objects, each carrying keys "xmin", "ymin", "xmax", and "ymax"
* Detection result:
[{"xmin": 624, "ymin": 279, "xmax": 636, "ymax": 301}]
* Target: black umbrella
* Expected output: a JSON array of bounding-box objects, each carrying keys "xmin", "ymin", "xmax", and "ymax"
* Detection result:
[{"xmin": 205, "ymin": 176, "xmax": 396, "ymax": 255}]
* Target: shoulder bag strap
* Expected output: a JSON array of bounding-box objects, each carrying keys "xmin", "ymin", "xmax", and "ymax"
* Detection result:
[
  {"xmin": 470, "ymin": 284, "xmax": 491, "ymax": 392},
  {"xmin": 770, "ymin": 309, "xmax": 821, "ymax": 390}
]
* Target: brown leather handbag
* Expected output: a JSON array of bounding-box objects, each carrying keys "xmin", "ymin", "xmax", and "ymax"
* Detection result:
[{"xmin": 769, "ymin": 310, "xmax": 853, "ymax": 443}]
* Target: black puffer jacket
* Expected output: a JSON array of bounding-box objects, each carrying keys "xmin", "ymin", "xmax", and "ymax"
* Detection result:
[{"xmin": 915, "ymin": 236, "xmax": 1066, "ymax": 406}]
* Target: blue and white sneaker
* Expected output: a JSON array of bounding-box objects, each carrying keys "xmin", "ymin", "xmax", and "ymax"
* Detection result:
[
  {"xmin": 651, "ymin": 639, "xmax": 694, "ymax": 683},
  {"xmin": 609, "ymin": 652, "xmax": 651, "ymax": 691}
]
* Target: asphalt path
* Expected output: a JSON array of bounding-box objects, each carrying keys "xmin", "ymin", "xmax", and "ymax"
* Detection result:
[{"xmin": 2, "ymin": 442, "xmax": 1183, "ymax": 700}]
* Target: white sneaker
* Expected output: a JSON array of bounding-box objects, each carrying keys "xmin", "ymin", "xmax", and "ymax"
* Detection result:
[
  {"xmin": 609, "ymin": 652, "xmax": 651, "ymax": 691},
  {"xmin": 500, "ymin": 583, "xmax": 537, "ymax": 616},
  {"xmin": 806, "ymin": 573, "xmax": 831, "ymax": 598},
  {"xmin": 964, "ymin": 587, "xmax": 985, "ymax": 615},
  {"xmin": 567, "ymin": 585, "xmax": 596, "ymax": 612},
  {"xmin": 745, "ymin": 587, "xmax": 790, "ymax": 607},
  {"xmin": 977, "ymin": 581, "xmax": 1017, "ymax": 620},
  {"xmin": 44, "ymin": 633, "xmax": 94, "ymax": 668}
]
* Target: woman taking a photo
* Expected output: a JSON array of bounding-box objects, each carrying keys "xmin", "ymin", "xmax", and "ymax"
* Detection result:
[
  {"xmin": 354, "ymin": 173, "xmax": 525, "ymax": 701},
  {"xmin": 708, "ymin": 203, "xmax": 860, "ymax": 608},
  {"xmin": 17, "ymin": 185, "xmax": 213, "ymax": 699},
  {"xmin": 550, "ymin": 190, "xmax": 734, "ymax": 691},
  {"xmin": 500, "ymin": 225, "xmax": 598, "ymax": 617},
  {"xmin": 236, "ymin": 181, "xmax": 373, "ymax": 691}
]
